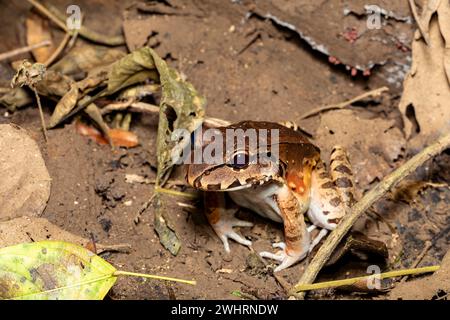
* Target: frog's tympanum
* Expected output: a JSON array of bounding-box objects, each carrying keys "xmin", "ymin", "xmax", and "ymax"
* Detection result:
[{"xmin": 186, "ymin": 121, "xmax": 356, "ymax": 271}]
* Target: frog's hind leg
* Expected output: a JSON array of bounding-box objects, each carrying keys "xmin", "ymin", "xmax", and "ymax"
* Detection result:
[
  {"xmin": 307, "ymin": 160, "xmax": 347, "ymax": 251},
  {"xmin": 204, "ymin": 192, "xmax": 253, "ymax": 253},
  {"xmin": 329, "ymin": 146, "xmax": 356, "ymax": 208}
]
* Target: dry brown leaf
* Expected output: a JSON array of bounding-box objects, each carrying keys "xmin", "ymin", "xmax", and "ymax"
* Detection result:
[
  {"xmin": 50, "ymin": 45, "xmax": 126, "ymax": 76},
  {"xmin": 399, "ymin": 0, "xmax": 450, "ymax": 150},
  {"xmin": 108, "ymin": 129, "xmax": 139, "ymax": 147},
  {"xmin": 0, "ymin": 124, "xmax": 51, "ymax": 221},
  {"xmin": 75, "ymin": 121, "xmax": 138, "ymax": 147},
  {"xmin": 48, "ymin": 71, "xmax": 108, "ymax": 128},
  {"xmin": 25, "ymin": 11, "xmax": 55, "ymax": 63}
]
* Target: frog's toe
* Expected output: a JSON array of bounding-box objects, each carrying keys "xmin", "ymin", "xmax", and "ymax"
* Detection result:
[
  {"xmin": 274, "ymin": 255, "xmax": 302, "ymax": 272},
  {"xmin": 214, "ymin": 217, "xmax": 253, "ymax": 253},
  {"xmin": 272, "ymin": 242, "xmax": 286, "ymax": 250},
  {"xmin": 259, "ymin": 250, "xmax": 285, "ymax": 262},
  {"xmin": 259, "ymin": 246, "xmax": 307, "ymax": 272},
  {"xmin": 219, "ymin": 231, "xmax": 252, "ymax": 253}
]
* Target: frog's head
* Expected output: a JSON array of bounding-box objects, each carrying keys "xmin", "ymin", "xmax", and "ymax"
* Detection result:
[
  {"xmin": 186, "ymin": 147, "xmax": 282, "ymax": 191},
  {"xmin": 185, "ymin": 121, "xmax": 320, "ymax": 192}
]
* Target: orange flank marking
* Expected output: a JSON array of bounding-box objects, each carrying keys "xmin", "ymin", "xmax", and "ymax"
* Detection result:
[
  {"xmin": 287, "ymin": 171, "xmax": 307, "ymax": 195},
  {"xmin": 207, "ymin": 208, "xmax": 221, "ymax": 225}
]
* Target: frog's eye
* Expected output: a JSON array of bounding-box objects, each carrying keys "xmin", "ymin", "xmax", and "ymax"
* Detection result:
[{"xmin": 229, "ymin": 152, "xmax": 250, "ymax": 169}]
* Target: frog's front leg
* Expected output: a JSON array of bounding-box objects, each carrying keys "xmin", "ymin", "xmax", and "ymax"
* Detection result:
[
  {"xmin": 204, "ymin": 192, "xmax": 253, "ymax": 252},
  {"xmin": 260, "ymin": 185, "xmax": 311, "ymax": 272}
]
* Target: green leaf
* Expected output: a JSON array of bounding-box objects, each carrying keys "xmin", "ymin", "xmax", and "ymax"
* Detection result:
[{"xmin": 0, "ymin": 241, "xmax": 117, "ymax": 300}]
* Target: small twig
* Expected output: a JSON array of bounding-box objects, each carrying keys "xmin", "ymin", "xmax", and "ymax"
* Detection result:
[
  {"xmin": 27, "ymin": 0, "xmax": 125, "ymax": 46},
  {"xmin": 291, "ymin": 132, "xmax": 450, "ymax": 299},
  {"xmin": 44, "ymin": 32, "xmax": 71, "ymax": 67},
  {"xmin": 401, "ymin": 240, "xmax": 432, "ymax": 283},
  {"xmin": 44, "ymin": 12, "xmax": 83, "ymax": 67},
  {"xmin": 0, "ymin": 40, "xmax": 51, "ymax": 62},
  {"xmin": 31, "ymin": 85, "xmax": 48, "ymax": 142},
  {"xmin": 408, "ymin": 0, "xmax": 430, "ymax": 45},
  {"xmin": 101, "ymin": 102, "xmax": 232, "ymax": 128},
  {"xmin": 299, "ymin": 86, "xmax": 389, "ymax": 120},
  {"xmin": 294, "ymin": 265, "xmax": 439, "ymax": 292},
  {"xmin": 96, "ymin": 243, "xmax": 132, "ymax": 254},
  {"xmin": 236, "ymin": 33, "xmax": 261, "ymax": 55},
  {"xmin": 101, "ymin": 100, "xmax": 142, "ymax": 115},
  {"xmin": 134, "ymin": 194, "xmax": 156, "ymax": 225},
  {"xmin": 66, "ymin": 13, "xmax": 82, "ymax": 51},
  {"xmin": 26, "ymin": 0, "xmax": 68, "ymax": 31},
  {"xmin": 155, "ymin": 186, "xmax": 197, "ymax": 199}
]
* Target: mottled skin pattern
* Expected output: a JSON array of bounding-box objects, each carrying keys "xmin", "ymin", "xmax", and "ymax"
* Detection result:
[{"xmin": 186, "ymin": 121, "xmax": 355, "ymax": 271}]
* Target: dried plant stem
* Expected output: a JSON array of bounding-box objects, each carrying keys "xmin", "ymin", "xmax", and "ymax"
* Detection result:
[
  {"xmin": 291, "ymin": 132, "xmax": 450, "ymax": 299},
  {"xmin": 44, "ymin": 32, "xmax": 70, "ymax": 67},
  {"xmin": 31, "ymin": 85, "xmax": 48, "ymax": 142},
  {"xmin": 0, "ymin": 40, "xmax": 51, "ymax": 62},
  {"xmin": 299, "ymin": 86, "xmax": 389, "ymax": 120},
  {"xmin": 155, "ymin": 186, "xmax": 197, "ymax": 199},
  {"xmin": 26, "ymin": 0, "xmax": 67, "ymax": 31},
  {"xmin": 102, "ymin": 102, "xmax": 232, "ymax": 128},
  {"xmin": 26, "ymin": 0, "xmax": 125, "ymax": 46},
  {"xmin": 408, "ymin": 0, "xmax": 430, "ymax": 45},
  {"xmin": 293, "ymin": 265, "xmax": 439, "ymax": 292},
  {"xmin": 401, "ymin": 240, "xmax": 432, "ymax": 283}
]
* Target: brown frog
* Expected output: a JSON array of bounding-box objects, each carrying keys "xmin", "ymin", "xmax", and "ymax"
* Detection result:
[{"xmin": 186, "ymin": 121, "xmax": 355, "ymax": 271}]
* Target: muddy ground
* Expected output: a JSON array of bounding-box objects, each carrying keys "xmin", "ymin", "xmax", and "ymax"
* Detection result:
[{"xmin": 0, "ymin": 0, "xmax": 448, "ymax": 300}]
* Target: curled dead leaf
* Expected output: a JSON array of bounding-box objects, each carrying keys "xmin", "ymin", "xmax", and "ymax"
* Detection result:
[
  {"xmin": 75, "ymin": 121, "xmax": 138, "ymax": 147},
  {"xmin": 26, "ymin": 12, "xmax": 55, "ymax": 63}
]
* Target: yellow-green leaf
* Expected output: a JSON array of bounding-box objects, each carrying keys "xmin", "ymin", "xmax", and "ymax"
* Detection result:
[{"xmin": 0, "ymin": 241, "xmax": 117, "ymax": 300}]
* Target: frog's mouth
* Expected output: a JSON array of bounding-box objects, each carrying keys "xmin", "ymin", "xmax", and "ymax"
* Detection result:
[{"xmin": 197, "ymin": 174, "xmax": 278, "ymax": 192}]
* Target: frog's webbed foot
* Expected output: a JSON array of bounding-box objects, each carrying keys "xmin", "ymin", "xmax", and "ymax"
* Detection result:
[
  {"xmin": 212, "ymin": 211, "xmax": 253, "ymax": 253},
  {"xmin": 260, "ymin": 242, "xmax": 308, "ymax": 272}
]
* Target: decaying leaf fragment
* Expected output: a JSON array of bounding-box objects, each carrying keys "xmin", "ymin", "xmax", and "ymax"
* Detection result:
[
  {"xmin": 0, "ymin": 241, "xmax": 117, "ymax": 300},
  {"xmin": 75, "ymin": 121, "xmax": 139, "ymax": 147},
  {"xmin": 151, "ymin": 47, "xmax": 205, "ymax": 256},
  {"xmin": 50, "ymin": 45, "xmax": 126, "ymax": 76},
  {"xmin": 399, "ymin": 0, "xmax": 450, "ymax": 150},
  {"xmin": 48, "ymin": 69, "xmax": 109, "ymax": 128},
  {"xmin": 26, "ymin": 11, "xmax": 55, "ymax": 63}
]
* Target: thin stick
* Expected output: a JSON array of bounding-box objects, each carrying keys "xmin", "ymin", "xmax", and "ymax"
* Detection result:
[
  {"xmin": 114, "ymin": 270, "xmax": 196, "ymax": 286},
  {"xmin": 155, "ymin": 186, "xmax": 197, "ymax": 199},
  {"xmin": 26, "ymin": 0, "xmax": 125, "ymax": 46},
  {"xmin": 294, "ymin": 265, "xmax": 439, "ymax": 292},
  {"xmin": 291, "ymin": 132, "xmax": 450, "ymax": 298},
  {"xmin": 101, "ymin": 102, "xmax": 232, "ymax": 128},
  {"xmin": 44, "ymin": 32, "xmax": 71, "ymax": 67},
  {"xmin": 31, "ymin": 85, "xmax": 48, "ymax": 142},
  {"xmin": 26, "ymin": 0, "xmax": 68, "ymax": 31},
  {"xmin": 408, "ymin": 0, "xmax": 430, "ymax": 45},
  {"xmin": 401, "ymin": 240, "xmax": 432, "ymax": 283},
  {"xmin": 0, "ymin": 40, "xmax": 51, "ymax": 62},
  {"xmin": 299, "ymin": 86, "xmax": 389, "ymax": 120}
]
